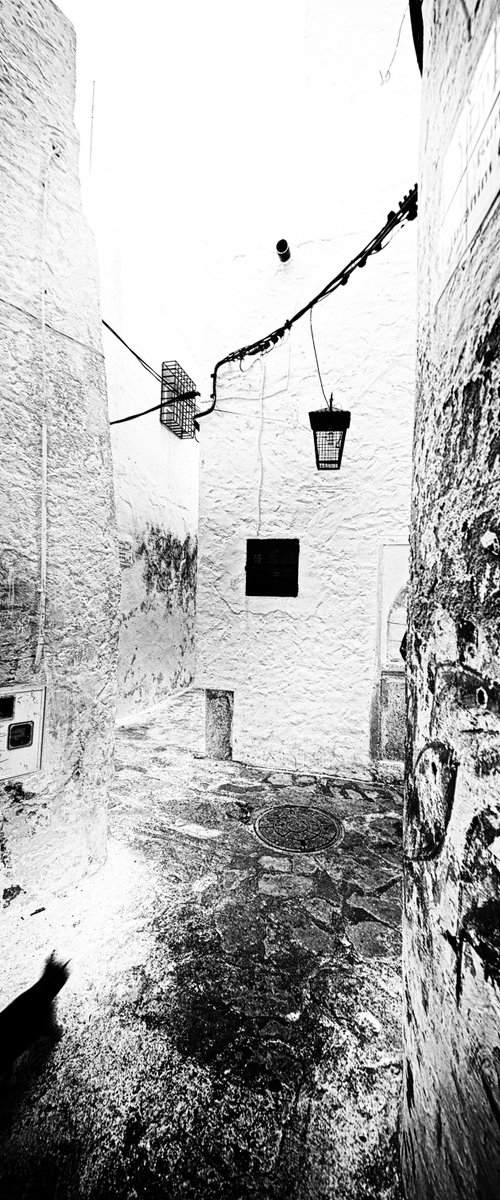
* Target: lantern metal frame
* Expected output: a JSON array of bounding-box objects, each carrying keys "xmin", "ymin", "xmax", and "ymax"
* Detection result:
[{"xmin": 308, "ymin": 402, "xmax": 351, "ymax": 470}]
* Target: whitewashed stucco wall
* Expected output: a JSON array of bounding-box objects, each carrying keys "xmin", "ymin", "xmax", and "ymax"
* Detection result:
[
  {"xmin": 101, "ymin": 273, "xmax": 199, "ymax": 715},
  {"xmin": 59, "ymin": 0, "xmax": 201, "ymax": 717},
  {"xmin": 196, "ymin": 0, "xmax": 420, "ymax": 774},
  {"xmin": 196, "ymin": 226, "xmax": 417, "ymax": 773}
]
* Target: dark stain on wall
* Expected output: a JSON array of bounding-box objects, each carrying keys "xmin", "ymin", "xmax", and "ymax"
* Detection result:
[
  {"xmin": 481, "ymin": 1052, "xmax": 500, "ymax": 1130},
  {"xmin": 1, "ymin": 779, "xmax": 38, "ymax": 870},
  {"xmin": 2, "ymin": 883, "xmax": 23, "ymax": 907},
  {"xmin": 406, "ymin": 1061, "xmax": 414, "ymax": 1111},
  {"xmin": 3, "ymin": 780, "xmax": 36, "ymax": 808},
  {"xmin": 137, "ymin": 527, "xmax": 197, "ymax": 615},
  {"xmin": 405, "ymin": 741, "xmax": 458, "ymax": 860},
  {"xmin": 457, "ymin": 618, "xmax": 478, "ymax": 663},
  {"xmin": 456, "ymin": 898, "xmax": 500, "ymax": 1000},
  {"xmin": 0, "ymin": 826, "xmax": 11, "ymax": 870},
  {"xmin": 453, "ymin": 810, "xmax": 500, "ymax": 1004}
]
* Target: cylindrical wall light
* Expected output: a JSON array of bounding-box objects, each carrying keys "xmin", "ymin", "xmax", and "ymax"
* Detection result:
[{"xmin": 276, "ymin": 239, "xmax": 291, "ymax": 262}]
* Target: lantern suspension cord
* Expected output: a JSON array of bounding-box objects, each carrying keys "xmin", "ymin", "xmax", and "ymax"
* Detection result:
[
  {"xmin": 309, "ymin": 308, "xmax": 329, "ymax": 406},
  {"xmin": 196, "ymin": 183, "xmax": 418, "ymax": 422}
]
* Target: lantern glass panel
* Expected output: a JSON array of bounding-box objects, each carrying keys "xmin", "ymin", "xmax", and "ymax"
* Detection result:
[{"xmin": 314, "ymin": 428, "xmax": 345, "ymax": 469}]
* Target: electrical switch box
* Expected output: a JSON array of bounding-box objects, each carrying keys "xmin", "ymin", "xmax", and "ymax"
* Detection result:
[{"xmin": 0, "ymin": 685, "xmax": 46, "ymax": 781}]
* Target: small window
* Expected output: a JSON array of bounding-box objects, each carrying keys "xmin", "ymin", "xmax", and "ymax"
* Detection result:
[{"xmin": 246, "ymin": 539, "xmax": 300, "ymax": 597}]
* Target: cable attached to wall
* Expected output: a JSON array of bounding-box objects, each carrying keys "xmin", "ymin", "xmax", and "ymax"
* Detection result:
[
  {"xmin": 103, "ymin": 184, "xmax": 416, "ymax": 428},
  {"xmin": 256, "ymin": 359, "xmax": 267, "ymax": 537},
  {"xmin": 196, "ymin": 183, "xmax": 418, "ymax": 423},
  {"xmin": 34, "ymin": 145, "xmax": 59, "ymax": 673},
  {"xmin": 102, "ymin": 319, "xmax": 161, "ymax": 383},
  {"xmin": 102, "ymin": 319, "xmax": 200, "ymax": 425}
]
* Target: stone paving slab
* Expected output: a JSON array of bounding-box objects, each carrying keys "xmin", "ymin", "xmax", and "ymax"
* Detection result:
[{"xmin": 0, "ymin": 688, "xmax": 404, "ymax": 1199}]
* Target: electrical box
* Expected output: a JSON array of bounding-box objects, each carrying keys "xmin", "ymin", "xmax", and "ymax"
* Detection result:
[{"xmin": 0, "ymin": 685, "xmax": 46, "ymax": 781}]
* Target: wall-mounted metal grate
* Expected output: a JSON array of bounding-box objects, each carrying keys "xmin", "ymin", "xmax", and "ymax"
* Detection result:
[
  {"xmin": 246, "ymin": 538, "xmax": 300, "ymax": 597},
  {"xmin": 160, "ymin": 361, "xmax": 197, "ymax": 439}
]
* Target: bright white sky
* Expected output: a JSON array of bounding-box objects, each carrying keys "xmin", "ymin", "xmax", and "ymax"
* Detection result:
[
  {"xmin": 57, "ymin": 0, "xmax": 421, "ymax": 388},
  {"xmin": 60, "ymin": 0, "xmax": 420, "ymax": 239},
  {"xmin": 60, "ymin": 0, "xmax": 309, "ymax": 244}
]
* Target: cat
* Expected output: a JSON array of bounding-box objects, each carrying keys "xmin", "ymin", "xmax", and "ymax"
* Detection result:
[{"xmin": 0, "ymin": 953, "xmax": 70, "ymax": 1075}]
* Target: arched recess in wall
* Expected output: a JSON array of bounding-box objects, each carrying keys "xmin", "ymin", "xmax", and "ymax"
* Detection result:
[
  {"xmin": 386, "ymin": 584, "xmax": 408, "ymax": 666},
  {"xmin": 374, "ymin": 581, "xmax": 408, "ymax": 762}
]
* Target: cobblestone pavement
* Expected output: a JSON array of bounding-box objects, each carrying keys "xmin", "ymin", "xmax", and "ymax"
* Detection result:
[{"xmin": 0, "ymin": 689, "xmax": 404, "ymax": 1199}]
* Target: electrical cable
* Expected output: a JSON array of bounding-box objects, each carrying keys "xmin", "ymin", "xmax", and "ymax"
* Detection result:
[
  {"xmin": 34, "ymin": 145, "xmax": 58, "ymax": 673},
  {"xmin": 0, "ymin": 295, "xmax": 105, "ymax": 357},
  {"xmin": 217, "ymin": 356, "xmax": 415, "ymax": 424},
  {"xmin": 110, "ymin": 403, "xmax": 162, "ymax": 425},
  {"xmin": 102, "ymin": 319, "xmax": 200, "ymax": 424},
  {"xmin": 105, "ymin": 185, "xmax": 416, "ymax": 428},
  {"xmin": 101, "ymin": 318, "xmax": 161, "ymax": 382},
  {"xmin": 256, "ymin": 360, "xmax": 267, "ymax": 537},
  {"xmin": 196, "ymin": 183, "xmax": 417, "ymax": 422},
  {"xmin": 380, "ymin": 6, "xmax": 408, "ymax": 84},
  {"xmin": 109, "ymin": 391, "xmax": 199, "ymax": 426}
]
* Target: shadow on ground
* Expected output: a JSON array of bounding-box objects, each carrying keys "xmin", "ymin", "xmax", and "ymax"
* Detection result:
[{"xmin": 0, "ymin": 690, "xmax": 404, "ymax": 1199}]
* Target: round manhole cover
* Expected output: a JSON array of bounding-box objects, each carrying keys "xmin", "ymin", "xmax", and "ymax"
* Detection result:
[{"xmin": 253, "ymin": 805, "xmax": 343, "ymax": 852}]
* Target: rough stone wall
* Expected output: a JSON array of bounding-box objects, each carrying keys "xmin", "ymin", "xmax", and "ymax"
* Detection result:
[
  {"xmin": 196, "ymin": 230, "xmax": 416, "ymax": 775},
  {"xmin": 0, "ymin": 0, "xmax": 120, "ymax": 898},
  {"xmin": 403, "ymin": 1, "xmax": 500, "ymax": 1195}
]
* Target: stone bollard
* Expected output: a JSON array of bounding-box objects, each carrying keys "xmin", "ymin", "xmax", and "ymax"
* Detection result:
[{"xmin": 205, "ymin": 690, "xmax": 233, "ymax": 760}]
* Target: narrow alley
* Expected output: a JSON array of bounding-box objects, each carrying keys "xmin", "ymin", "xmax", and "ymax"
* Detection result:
[
  {"xmin": 1, "ymin": 691, "xmax": 403, "ymax": 1199},
  {"xmin": 2, "ymin": 1, "xmax": 500, "ymax": 1195}
]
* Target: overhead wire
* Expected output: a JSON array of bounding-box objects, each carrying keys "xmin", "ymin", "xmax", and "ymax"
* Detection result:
[
  {"xmin": 103, "ymin": 185, "xmax": 416, "ymax": 429},
  {"xmin": 216, "ymin": 357, "xmax": 415, "ymax": 425},
  {"xmin": 102, "ymin": 318, "xmax": 200, "ymax": 424},
  {"xmin": 380, "ymin": 6, "xmax": 408, "ymax": 83},
  {"xmin": 102, "ymin": 318, "xmax": 161, "ymax": 382},
  {"xmin": 196, "ymin": 183, "xmax": 418, "ymax": 422},
  {"xmin": 110, "ymin": 402, "xmax": 162, "ymax": 426}
]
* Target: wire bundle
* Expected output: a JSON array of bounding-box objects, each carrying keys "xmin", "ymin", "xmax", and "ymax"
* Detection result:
[
  {"xmin": 196, "ymin": 184, "xmax": 418, "ymax": 421},
  {"xmin": 103, "ymin": 183, "xmax": 417, "ymax": 427}
]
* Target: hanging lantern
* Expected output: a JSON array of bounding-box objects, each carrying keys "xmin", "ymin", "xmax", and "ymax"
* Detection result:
[{"xmin": 309, "ymin": 401, "xmax": 351, "ymax": 470}]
